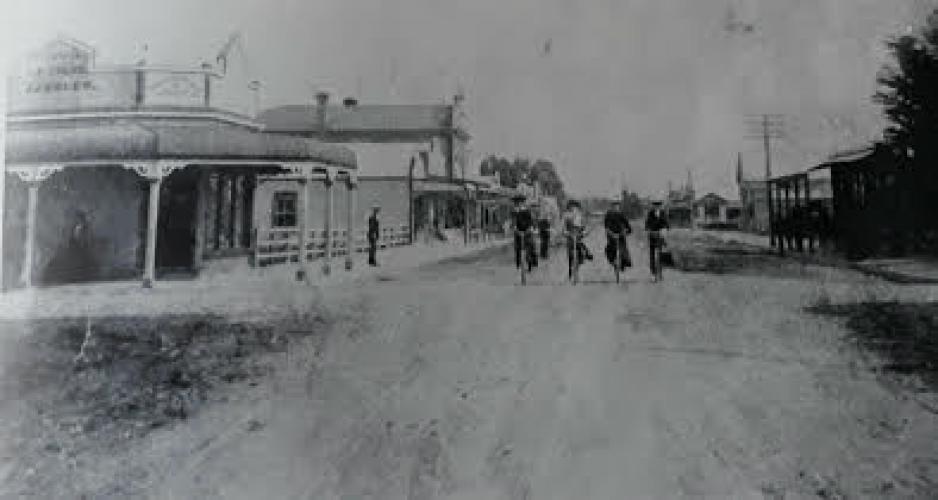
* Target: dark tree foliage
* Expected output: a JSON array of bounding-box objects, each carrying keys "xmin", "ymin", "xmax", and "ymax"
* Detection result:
[
  {"xmin": 479, "ymin": 155, "xmax": 566, "ymax": 199},
  {"xmin": 874, "ymin": 11, "xmax": 938, "ymax": 166}
]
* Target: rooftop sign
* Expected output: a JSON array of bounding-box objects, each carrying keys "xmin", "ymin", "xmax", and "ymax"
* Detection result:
[{"xmin": 8, "ymin": 38, "xmax": 213, "ymax": 115}]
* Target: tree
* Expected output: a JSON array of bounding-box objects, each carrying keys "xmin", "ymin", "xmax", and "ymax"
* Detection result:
[
  {"xmin": 530, "ymin": 160, "xmax": 565, "ymax": 198},
  {"xmin": 479, "ymin": 155, "xmax": 566, "ymax": 199},
  {"xmin": 874, "ymin": 11, "xmax": 938, "ymax": 166}
]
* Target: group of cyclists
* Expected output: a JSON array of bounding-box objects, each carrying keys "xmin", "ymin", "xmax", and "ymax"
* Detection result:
[{"xmin": 511, "ymin": 194, "xmax": 670, "ymax": 283}]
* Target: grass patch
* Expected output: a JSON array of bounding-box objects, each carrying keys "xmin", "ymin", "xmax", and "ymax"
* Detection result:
[
  {"xmin": 1, "ymin": 313, "xmax": 328, "ymax": 447},
  {"xmin": 807, "ymin": 301, "xmax": 938, "ymax": 387}
]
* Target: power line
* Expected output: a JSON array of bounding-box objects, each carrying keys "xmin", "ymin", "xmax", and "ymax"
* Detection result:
[{"xmin": 744, "ymin": 113, "xmax": 786, "ymax": 246}]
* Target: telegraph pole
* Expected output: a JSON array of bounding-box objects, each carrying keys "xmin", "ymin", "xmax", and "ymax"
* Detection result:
[{"xmin": 745, "ymin": 114, "xmax": 784, "ymax": 245}]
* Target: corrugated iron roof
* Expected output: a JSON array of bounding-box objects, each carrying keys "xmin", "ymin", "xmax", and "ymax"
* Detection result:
[{"xmin": 6, "ymin": 119, "xmax": 356, "ymax": 167}]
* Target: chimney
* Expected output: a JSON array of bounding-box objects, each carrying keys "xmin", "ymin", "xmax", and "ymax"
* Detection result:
[
  {"xmin": 343, "ymin": 97, "xmax": 358, "ymax": 108},
  {"xmin": 315, "ymin": 91, "xmax": 329, "ymax": 134}
]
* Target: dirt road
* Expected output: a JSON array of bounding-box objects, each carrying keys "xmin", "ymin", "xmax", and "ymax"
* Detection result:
[{"xmin": 5, "ymin": 232, "xmax": 938, "ymax": 498}]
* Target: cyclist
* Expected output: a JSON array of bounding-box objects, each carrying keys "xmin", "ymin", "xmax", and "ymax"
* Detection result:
[
  {"xmin": 537, "ymin": 211, "xmax": 552, "ymax": 260},
  {"xmin": 511, "ymin": 195, "xmax": 537, "ymax": 271},
  {"xmin": 603, "ymin": 200, "xmax": 632, "ymax": 272},
  {"xmin": 645, "ymin": 200, "xmax": 669, "ymax": 280},
  {"xmin": 562, "ymin": 199, "xmax": 593, "ymax": 279}
]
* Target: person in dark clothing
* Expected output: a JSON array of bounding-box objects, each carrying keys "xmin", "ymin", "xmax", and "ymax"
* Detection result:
[
  {"xmin": 537, "ymin": 216, "xmax": 551, "ymax": 259},
  {"xmin": 511, "ymin": 196, "xmax": 537, "ymax": 270},
  {"xmin": 603, "ymin": 201, "xmax": 632, "ymax": 271},
  {"xmin": 645, "ymin": 201, "xmax": 669, "ymax": 278},
  {"xmin": 46, "ymin": 210, "xmax": 97, "ymax": 283},
  {"xmin": 367, "ymin": 206, "xmax": 380, "ymax": 266}
]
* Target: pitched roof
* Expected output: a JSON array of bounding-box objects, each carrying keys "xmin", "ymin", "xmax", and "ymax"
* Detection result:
[
  {"xmin": 6, "ymin": 119, "xmax": 356, "ymax": 167},
  {"xmin": 696, "ymin": 193, "xmax": 727, "ymax": 204},
  {"xmin": 258, "ymin": 104, "xmax": 462, "ymax": 137}
]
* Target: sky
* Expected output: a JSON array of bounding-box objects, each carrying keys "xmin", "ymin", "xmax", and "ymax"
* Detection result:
[{"xmin": 1, "ymin": 0, "xmax": 934, "ymax": 198}]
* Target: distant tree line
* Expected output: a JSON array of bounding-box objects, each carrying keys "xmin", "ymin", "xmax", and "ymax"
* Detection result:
[{"xmin": 479, "ymin": 156, "xmax": 566, "ymax": 200}]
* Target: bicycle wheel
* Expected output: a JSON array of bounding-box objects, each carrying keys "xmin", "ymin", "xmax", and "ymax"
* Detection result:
[{"xmin": 520, "ymin": 244, "xmax": 528, "ymax": 285}]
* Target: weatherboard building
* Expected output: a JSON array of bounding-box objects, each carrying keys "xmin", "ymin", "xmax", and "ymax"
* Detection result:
[{"xmin": 2, "ymin": 37, "xmax": 360, "ymax": 289}]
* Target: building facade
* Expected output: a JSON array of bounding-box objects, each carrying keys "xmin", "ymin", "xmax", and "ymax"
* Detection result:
[
  {"xmin": 257, "ymin": 95, "xmax": 478, "ymax": 243},
  {"xmin": 737, "ymin": 179, "xmax": 769, "ymax": 233},
  {"xmin": 665, "ymin": 181, "xmax": 695, "ymax": 228},
  {"xmin": 3, "ymin": 37, "xmax": 358, "ymax": 289},
  {"xmin": 693, "ymin": 193, "xmax": 742, "ymax": 229}
]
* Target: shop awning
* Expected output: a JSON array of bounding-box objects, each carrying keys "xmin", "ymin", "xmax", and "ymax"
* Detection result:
[
  {"xmin": 5, "ymin": 120, "xmax": 357, "ymax": 168},
  {"xmin": 414, "ymin": 179, "xmax": 468, "ymax": 193}
]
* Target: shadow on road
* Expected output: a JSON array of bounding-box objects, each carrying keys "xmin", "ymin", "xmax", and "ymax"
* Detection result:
[{"xmin": 808, "ymin": 300, "xmax": 938, "ymax": 404}]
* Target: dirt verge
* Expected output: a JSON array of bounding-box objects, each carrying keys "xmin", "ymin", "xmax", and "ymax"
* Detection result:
[{"xmin": 0, "ymin": 311, "xmax": 329, "ymax": 497}]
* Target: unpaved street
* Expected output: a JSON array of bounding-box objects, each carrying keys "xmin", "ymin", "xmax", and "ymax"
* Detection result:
[
  {"xmin": 144, "ymin": 232, "xmax": 937, "ymax": 499},
  {"xmin": 4, "ymin": 232, "xmax": 938, "ymax": 499}
]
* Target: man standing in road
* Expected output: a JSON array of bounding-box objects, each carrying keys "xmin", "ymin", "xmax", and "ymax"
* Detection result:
[
  {"xmin": 368, "ymin": 205, "xmax": 380, "ymax": 266},
  {"xmin": 645, "ymin": 200, "xmax": 669, "ymax": 279}
]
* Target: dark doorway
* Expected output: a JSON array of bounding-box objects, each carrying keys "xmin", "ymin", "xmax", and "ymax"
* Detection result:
[{"xmin": 156, "ymin": 168, "xmax": 199, "ymax": 277}]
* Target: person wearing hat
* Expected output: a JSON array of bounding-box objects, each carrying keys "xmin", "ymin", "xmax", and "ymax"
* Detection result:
[
  {"xmin": 562, "ymin": 199, "xmax": 593, "ymax": 278},
  {"xmin": 537, "ymin": 206, "xmax": 552, "ymax": 260},
  {"xmin": 604, "ymin": 200, "xmax": 632, "ymax": 272},
  {"xmin": 511, "ymin": 195, "xmax": 537, "ymax": 270},
  {"xmin": 367, "ymin": 205, "xmax": 381, "ymax": 266},
  {"xmin": 645, "ymin": 200, "xmax": 669, "ymax": 278}
]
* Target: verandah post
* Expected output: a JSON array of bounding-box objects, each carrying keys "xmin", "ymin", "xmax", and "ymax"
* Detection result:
[
  {"xmin": 143, "ymin": 176, "xmax": 162, "ymax": 288},
  {"xmin": 296, "ymin": 172, "xmax": 309, "ymax": 281},
  {"xmin": 23, "ymin": 181, "xmax": 39, "ymax": 288},
  {"xmin": 345, "ymin": 174, "xmax": 356, "ymax": 271},
  {"xmin": 322, "ymin": 168, "xmax": 334, "ymax": 276}
]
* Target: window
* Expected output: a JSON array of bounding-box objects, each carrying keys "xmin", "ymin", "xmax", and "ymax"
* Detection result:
[{"xmin": 272, "ymin": 191, "xmax": 298, "ymax": 228}]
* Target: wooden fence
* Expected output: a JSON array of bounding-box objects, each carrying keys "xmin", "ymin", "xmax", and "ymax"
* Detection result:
[{"xmin": 252, "ymin": 225, "xmax": 410, "ymax": 267}]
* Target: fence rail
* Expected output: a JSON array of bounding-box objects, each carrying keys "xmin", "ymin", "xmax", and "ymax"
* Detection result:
[{"xmin": 252, "ymin": 225, "xmax": 410, "ymax": 267}]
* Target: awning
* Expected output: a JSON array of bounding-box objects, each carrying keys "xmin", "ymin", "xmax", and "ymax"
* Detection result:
[
  {"xmin": 5, "ymin": 120, "xmax": 357, "ymax": 168},
  {"xmin": 414, "ymin": 179, "xmax": 467, "ymax": 193}
]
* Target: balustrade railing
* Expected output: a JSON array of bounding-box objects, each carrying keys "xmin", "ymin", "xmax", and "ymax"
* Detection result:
[{"xmin": 252, "ymin": 225, "xmax": 410, "ymax": 267}]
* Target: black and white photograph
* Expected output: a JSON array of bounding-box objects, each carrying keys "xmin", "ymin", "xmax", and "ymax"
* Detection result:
[{"xmin": 1, "ymin": 0, "xmax": 938, "ymax": 498}]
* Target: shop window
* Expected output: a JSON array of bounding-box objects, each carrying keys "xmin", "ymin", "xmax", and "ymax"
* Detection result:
[{"xmin": 272, "ymin": 191, "xmax": 298, "ymax": 228}]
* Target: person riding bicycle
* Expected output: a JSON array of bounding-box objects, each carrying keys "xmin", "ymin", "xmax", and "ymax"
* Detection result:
[
  {"xmin": 645, "ymin": 200, "xmax": 669, "ymax": 279},
  {"xmin": 511, "ymin": 195, "xmax": 537, "ymax": 271},
  {"xmin": 562, "ymin": 200, "xmax": 593, "ymax": 278},
  {"xmin": 603, "ymin": 200, "xmax": 632, "ymax": 272}
]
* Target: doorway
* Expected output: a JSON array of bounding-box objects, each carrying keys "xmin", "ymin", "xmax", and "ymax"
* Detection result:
[{"xmin": 156, "ymin": 168, "xmax": 199, "ymax": 276}]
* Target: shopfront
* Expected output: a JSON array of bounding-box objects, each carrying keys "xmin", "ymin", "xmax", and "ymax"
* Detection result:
[{"xmin": 3, "ymin": 37, "xmax": 358, "ymax": 289}]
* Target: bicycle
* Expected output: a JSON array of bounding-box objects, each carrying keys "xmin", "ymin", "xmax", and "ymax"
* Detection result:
[
  {"xmin": 515, "ymin": 230, "xmax": 535, "ymax": 285},
  {"xmin": 607, "ymin": 230, "xmax": 628, "ymax": 284},
  {"xmin": 567, "ymin": 229, "xmax": 585, "ymax": 285},
  {"xmin": 648, "ymin": 229, "xmax": 665, "ymax": 282}
]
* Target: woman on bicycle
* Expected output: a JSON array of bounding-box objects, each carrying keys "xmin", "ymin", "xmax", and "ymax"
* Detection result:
[
  {"xmin": 562, "ymin": 200, "xmax": 592, "ymax": 279},
  {"xmin": 645, "ymin": 200, "xmax": 669, "ymax": 280}
]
